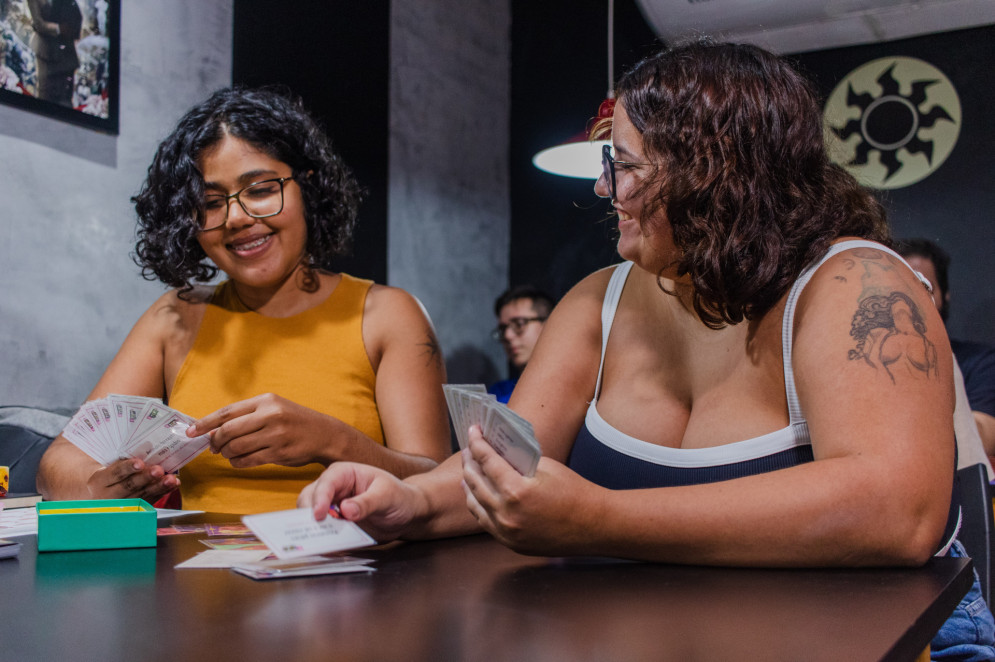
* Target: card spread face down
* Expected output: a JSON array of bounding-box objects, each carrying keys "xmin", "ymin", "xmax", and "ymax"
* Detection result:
[
  {"xmin": 442, "ymin": 384, "xmax": 542, "ymax": 477},
  {"xmin": 242, "ymin": 508, "xmax": 377, "ymax": 560},
  {"xmin": 62, "ymin": 394, "xmax": 210, "ymax": 473}
]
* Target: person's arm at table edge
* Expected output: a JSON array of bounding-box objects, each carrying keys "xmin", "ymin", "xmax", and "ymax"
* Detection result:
[
  {"xmin": 410, "ymin": 270, "xmax": 606, "ymax": 539},
  {"xmin": 37, "ymin": 292, "xmax": 185, "ymax": 501}
]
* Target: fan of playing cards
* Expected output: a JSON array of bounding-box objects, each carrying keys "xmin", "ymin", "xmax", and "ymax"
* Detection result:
[
  {"xmin": 62, "ymin": 395, "xmax": 211, "ymax": 473},
  {"xmin": 443, "ymin": 384, "xmax": 542, "ymax": 477}
]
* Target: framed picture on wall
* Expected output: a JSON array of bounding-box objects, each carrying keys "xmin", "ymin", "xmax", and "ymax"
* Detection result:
[{"xmin": 0, "ymin": 0, "xmax": 120, "ymax": 134}]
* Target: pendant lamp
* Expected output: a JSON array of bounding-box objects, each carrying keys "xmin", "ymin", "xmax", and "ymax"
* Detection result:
[{"xmin": 532, "ymin": 0, "xmax": 616, "ymax": 179}]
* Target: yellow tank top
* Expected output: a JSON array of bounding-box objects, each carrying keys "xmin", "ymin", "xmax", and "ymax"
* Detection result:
[{"xmin": 169, "ymin": 274, "xmax": 384, "ymax": 514}]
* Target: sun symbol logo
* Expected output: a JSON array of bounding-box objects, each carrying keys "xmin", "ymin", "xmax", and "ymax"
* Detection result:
[{"xmin": 824, "ymin": 57, "xmax": 961, "ymax": 190}]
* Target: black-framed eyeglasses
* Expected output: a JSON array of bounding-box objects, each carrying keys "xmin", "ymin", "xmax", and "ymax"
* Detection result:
[
  {"xmin": 199, "ymin": 176, "xmax": 296, "ymax": 232},
  {"xmin": 601, "ymin": 144, "xmax": 651, "ymax": 200},
  {"xmin": 491, "ymin": 316, "xmax": 546, "ymax": 341}
]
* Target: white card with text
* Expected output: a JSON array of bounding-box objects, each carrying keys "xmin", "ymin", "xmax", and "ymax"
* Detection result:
[{"xmin": 242, "ymin": 508, "xmax": 377, "ymax": 560}]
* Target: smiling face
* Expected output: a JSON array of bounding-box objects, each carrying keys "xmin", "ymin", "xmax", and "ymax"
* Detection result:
[
  {"xmin": 594, "ymin": 101, "xmax": 680, "ymax": 278},
  {"xmin": 196, "ymin": 134, "xmax": 308, "ymax": 305}
]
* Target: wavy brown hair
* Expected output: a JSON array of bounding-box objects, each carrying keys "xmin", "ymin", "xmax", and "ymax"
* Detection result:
[{"xmin": 616, "ymin": 39, "xmax": 889, "ymax": 328}]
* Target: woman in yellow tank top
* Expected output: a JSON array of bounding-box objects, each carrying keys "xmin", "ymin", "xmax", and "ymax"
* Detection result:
[{"xmin": 37, "ymin": 88, "xmax": 451, "ymax": 514}]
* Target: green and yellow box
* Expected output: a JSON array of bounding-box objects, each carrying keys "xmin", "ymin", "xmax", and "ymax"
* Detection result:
[{"xmin": 37, "ymin": 499, "xmax": 157, "ymax": 552}]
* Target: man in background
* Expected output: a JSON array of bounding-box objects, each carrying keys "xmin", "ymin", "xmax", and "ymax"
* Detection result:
[
  {"xmin": 897, "ymin": 238, "xmax": 995, "ymax": 458},
  {"xmin": 488, "ymin": 286, "xmax": 554, "ymax": 404}
]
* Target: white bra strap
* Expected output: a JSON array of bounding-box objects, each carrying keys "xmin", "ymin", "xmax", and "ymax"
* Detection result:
[{"xmin": 593, "ymin": 262, "xmax": 634, "ymax": 400}]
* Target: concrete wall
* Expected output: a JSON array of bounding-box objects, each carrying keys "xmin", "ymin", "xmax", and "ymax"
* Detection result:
[
  {"xmin": 388, "ymin": 0, "xmax": 511, "ymax": 385},
  {"xmin": 0, "ymin": 1, "xmax": 233, "ymax": 410}
]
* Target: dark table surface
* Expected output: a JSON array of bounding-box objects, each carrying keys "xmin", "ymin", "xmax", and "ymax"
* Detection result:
[{"xmin": 0, "ymin": 512, "xmax": 972, "ymax": 662}]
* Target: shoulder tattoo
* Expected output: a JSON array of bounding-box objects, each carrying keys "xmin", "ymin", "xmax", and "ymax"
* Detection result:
[
  {"xmin": 847, "ymin": 290, "xmax": 938, "ymax": 383},
  {"xmin": 837, "ymin": 248, "xmax": 900, "ymax": 300}
]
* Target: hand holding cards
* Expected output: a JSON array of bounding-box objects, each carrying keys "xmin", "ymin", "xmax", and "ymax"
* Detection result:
[
  {"xmin": 62, "ymin": 395, "xmax": 210, "ymax": 473},
  {"xmin": 443, "ymin": 384, "xmax": 542, "ymax": 477}
]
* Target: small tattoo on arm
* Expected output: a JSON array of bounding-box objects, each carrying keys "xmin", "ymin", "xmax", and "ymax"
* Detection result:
[
  {"xmin": 847, "ymin": 291, "xmax": 938, "ymax": 383},
  {"xmin": 851, "ymin": 247, "xmax": 886, "ymax": 260},
  {"xmin": 854, "ymin": 250, "xmax": 896, "ymax": 300},
  {"xmin": 419, "ymin": 334, "xmax": 442, "ymax": 367}
]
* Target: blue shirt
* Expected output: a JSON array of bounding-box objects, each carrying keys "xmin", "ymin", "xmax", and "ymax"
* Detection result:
[{"xmin": 487, "ymin": 378, "xmax": 518, "ymax": 404}]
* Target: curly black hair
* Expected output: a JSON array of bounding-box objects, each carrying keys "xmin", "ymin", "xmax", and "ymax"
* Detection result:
[
  {"xmin": 615, "ymin": 39, "xmax": 890, "ymax": 329},
  {"xmin": 132, "ymin": 86, "xmax": 363, "ymax": 295}
]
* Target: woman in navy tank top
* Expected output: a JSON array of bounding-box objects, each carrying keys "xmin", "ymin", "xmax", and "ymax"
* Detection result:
[{"xmin": 301, "ymin": 40, "xmax": 993, "ymax": 659}]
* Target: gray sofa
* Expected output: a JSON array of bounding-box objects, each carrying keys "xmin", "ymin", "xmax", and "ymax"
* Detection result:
[{"xmin": 0, "ymin": 406, "xmax": 70, "ymax": 493}]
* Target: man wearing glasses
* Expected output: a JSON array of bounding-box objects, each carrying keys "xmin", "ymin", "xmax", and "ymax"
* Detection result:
[{"xmin": 488, "ymin": 286, "xmax": 555, "ymax": 404}]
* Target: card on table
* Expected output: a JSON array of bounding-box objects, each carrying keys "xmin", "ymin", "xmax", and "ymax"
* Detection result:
[
  {"xmin": 231, "ymin": 554, "xmax": 375, "ymax": 580},
  {"xmin": 242, "ymin": 508, "xmax": 377, "ymax": 560},
  {"xmin": 0, "ymin": 538, "xmax": 21, "ymax": 559},
  {"xmin": 442, "ymin": 384, "xmax": 542, "ymax": 477},
  {"xmin": 175, "ymin": 549, "xmax": 272, "ymax": 569},
  {"xmin": 204, "ymin": 523, "xmax": 252, "ymax": 537},
  {"xmin": 199, "ymin": 536, "xmax": 269, "ymax": 551},
  {"xmin": 62, "ymin": 394, "xmax": 210, "ymax": 472}
]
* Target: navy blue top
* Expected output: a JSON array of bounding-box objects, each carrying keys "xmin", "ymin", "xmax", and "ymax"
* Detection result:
[{"xmin": 568, "ymin": 431, "xmax": 814, "ymax": 489}]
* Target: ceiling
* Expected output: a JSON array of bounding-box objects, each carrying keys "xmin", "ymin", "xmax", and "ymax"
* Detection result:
[{"xmin": 634, "ymin": 0, "xmax": 995, "ymax": 53}]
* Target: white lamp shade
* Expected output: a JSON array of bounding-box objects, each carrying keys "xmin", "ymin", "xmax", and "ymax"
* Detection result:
[{"xmin": 532, "ymin": 139, "xmax": 610, "ymax": 179}]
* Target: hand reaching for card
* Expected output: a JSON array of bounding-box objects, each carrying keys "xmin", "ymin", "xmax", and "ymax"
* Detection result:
[{"xmin": 297, "ymin": 462, "xmax": 432, "ymax": 542}]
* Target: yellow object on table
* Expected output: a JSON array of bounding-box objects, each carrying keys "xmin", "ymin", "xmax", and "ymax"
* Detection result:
[
  {"xmin": 42, "ymin": 506, "xmax": 146, "ymax": 514},
  {"xmin": 0, "ymin": 465, "xmax": 8, "ymax": 496}
]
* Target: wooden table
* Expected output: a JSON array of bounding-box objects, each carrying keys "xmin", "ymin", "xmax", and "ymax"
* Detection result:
[{"xmin": 0, "ymin": 513, "xmax": 971, "ymax": 661}]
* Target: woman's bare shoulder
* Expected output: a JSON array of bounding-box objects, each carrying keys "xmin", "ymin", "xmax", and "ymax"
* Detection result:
[
  {"xmin": 142, "ymin": 286, "xmax": 213, "ymax": 337},
  {"xmin": 802, "ymin": 242, "xmax": 932, "ymax": 308},
  {"xmin": 362, "ymin": 282, "xmax": 430, "ymax": 328},
  {"xmin": 556, "ymin": 265, "xmax": 617, "ymax": 315},
  {"xmin": 792, "ymin": 240, "xmax": 951, "ymax": 392},
  {"xmin": 528, "ymin": 265, "xmax": 620, "ymax": 362}
]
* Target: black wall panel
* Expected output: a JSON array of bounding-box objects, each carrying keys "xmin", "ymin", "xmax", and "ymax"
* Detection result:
[{"xmin": 232, "ymin": 0, "xmax": 390, "ymax": 284}]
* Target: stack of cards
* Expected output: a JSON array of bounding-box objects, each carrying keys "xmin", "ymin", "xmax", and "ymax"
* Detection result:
[
  {"xmin": 231, "ymin": 555, "xmax": 375, "ymax": 580},
  {"xmin": 442, "ymin": 384, "xmax": 542, "ymax": 477},
  {"xmin": 62, "ymin": 395, "xmax": 210, "ymax": 473}
]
